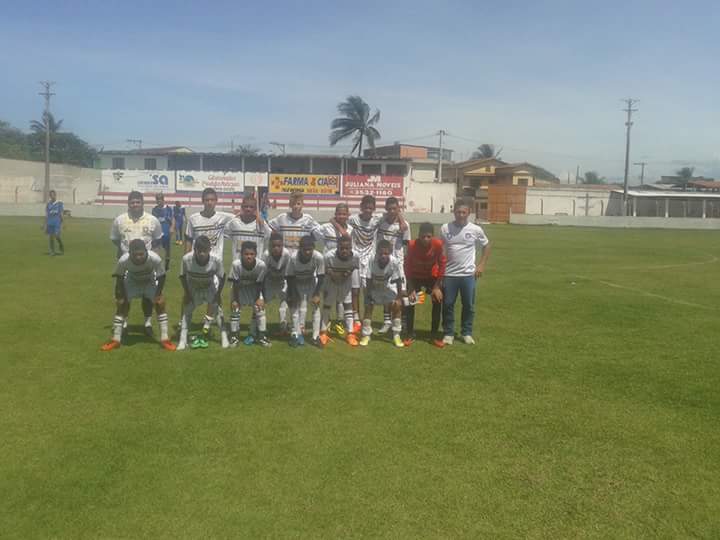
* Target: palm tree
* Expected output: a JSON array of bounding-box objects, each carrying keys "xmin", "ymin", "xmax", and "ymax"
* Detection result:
[
  {"xmin": 30, "ymin": 112, "xmax": 63, "ymax": 135},
  {"xmin": 582, "ymin": 171, "xmax": 606, "ymax": 184},
  {"xmin": 676, "ymin": 166, "xmax": 694, "ymax": 191},
  {"xmin": 234, "ymin": 144, "xmax": 260, "ymax": 157},
  {"xmin": 472, "ymin": 143, "xmax": 502, "ymax": 160},
  {"xmin": 329, "ymin": 96, "xmax": 381, "ymax": 157}
]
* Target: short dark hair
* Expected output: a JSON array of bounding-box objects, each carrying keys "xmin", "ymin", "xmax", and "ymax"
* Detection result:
[
  {"xmin": 385, "ymin": 196, "xmax": 399, "ymax": 209},
  {"xmin": 155, "ymin": 192, "xmax": 164, "ymax": 199},
  {"xmin": 201, "ymin": 187, "xmax": 217, "ymax": 200},
  {"xmin": 194, "ymin": 235, "xmax": 211, "ymax": 250},
  {"xmin": 419, "ymin": 222, "xmax": 434, "ymax": 235},
  {"xmin": 49, "ymin": 189, "xmax": 56, "ymax": 196},
  {"xmin": 361, "ymin": 195, "xmax": 376, "ymax": 207},
  {"xmin": 338, "ymin": 234, "xmax": 352, "ymax": 246},
  {"xmin": 128, "ymin": 191, "xmax": 143, "ymax": 202},
  {"xmin": 241, "ymin": 241, "xmax": 257, "ymax": 254},
  {"xmin": 289, "ymin": 191, "xmax": 304, "ymax": 203},
  {"xmin": 270, "ymin": 231, "xmax": 283, "ymax": 243},
  {"xmin": 377, "ymin": 239, "xmax": 392, "ymax": 252},
  {"xmin": 335, "ymin": 202, "xmax": 349, "ymax": 213},
  {"xmin": 454, "ymin": 197, "xmax": 472, "ymax": 210},
  {"xmin": 128, "ymin": 239, "xmax": 147, "ymax": 252},
  {"xmin": 242, "ymin": 193, "xmax": 256, "ymax": 205},
  {"xmin": 299, "ymin": 235, "xmax": 314, "ymax": 249}
]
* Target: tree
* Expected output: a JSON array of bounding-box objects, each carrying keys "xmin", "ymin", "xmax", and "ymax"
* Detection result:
[
  {"xmin": 0, "ymin": 120, "xmax": 33, "ymax": 161},
  {"xmin": 30, "ymin": 112, "xmax": 63, "ymax": 135},
  {"xmin": 676, "ymin": 166, "xmax": 694, "ymax": 191},
  {"xmin": 233, "ymin": 144, "xmax": 260, "ymax": 157},
  {"xmin": 329, "ymin": 96, "xmax": 381, "ymax": 157},
  {"xmin": 472, "ymin": 144, "xmax": 502, "ymax": 160},
  {"xmin": 0, "ymin": 118, "xmax": 97, "ymax": 167},
  {"xmin": 582, "ymin": 171, "xmax": 606, "ymax": 184}
]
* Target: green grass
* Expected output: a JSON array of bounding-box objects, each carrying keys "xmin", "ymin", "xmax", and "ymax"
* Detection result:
[{"xmin": 1, "ymin": 216, "xmax": 719, "ymax": 538}]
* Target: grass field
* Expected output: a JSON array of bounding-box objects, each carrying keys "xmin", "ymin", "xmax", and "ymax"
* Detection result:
[{"xmin": 1, "ymin": 216, "xmax": 719, "ymax": 538}]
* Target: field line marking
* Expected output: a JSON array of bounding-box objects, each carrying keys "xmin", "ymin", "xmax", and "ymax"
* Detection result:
[{"xmin": 618, "ymin": 255, "xmax": 719, "ymax": 271}]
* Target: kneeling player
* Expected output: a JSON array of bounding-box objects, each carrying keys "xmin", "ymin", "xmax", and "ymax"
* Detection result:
[
  {"xmin": 229, "ymin": 241, "xmax": 270, "ymax": 347},
  {"xmin": 286, "ymin": 235, "xmax": 325, "ymax": 347},
  {"xmin": 320, "ymin": 235, "xmax": 360, "ymax": 347},
  {"xmin": 102, "ymin": 239, "xmax": 175, "ymax": 351},
  {"xmin": 177, "ymin": 235, "xmax": 228, "ymax": 350},
  {"xmin": 359, "ymin": 240, "xmax": 405, "ymax": 348}
]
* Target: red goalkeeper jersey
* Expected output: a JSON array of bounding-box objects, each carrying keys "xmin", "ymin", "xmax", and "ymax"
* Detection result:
[{"xmin": 404, "ymin": 238, "xmax": 446, "ymax": 279}]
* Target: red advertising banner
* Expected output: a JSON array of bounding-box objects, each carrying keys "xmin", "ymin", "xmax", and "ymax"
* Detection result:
[{"xmin": 342, "ymin": 175, "xmax": 404, "ymax": 198}]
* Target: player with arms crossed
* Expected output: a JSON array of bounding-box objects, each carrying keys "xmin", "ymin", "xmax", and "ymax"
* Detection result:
[
  {"xmin": 43, "ymin": 189, "xmax": 65, "ymax": 256},
  {"xmin": 225, "ymin": 193, "xmax": 271, "ymax": 263},
  {"xmin": 228, "ymin": 241, "xmax": 271, "ymax": 347},
  {"xmin": 262, "ymin": 232, "xmax": 292, "ymax": 335},
  {"xmin": 268, "ymin": 191, "xmax": 319, "ymax": 255},
  {"xmin": 177, "ymin": 235, "xmax": 229, "ymax": 350},
  {"xmin": 319, "ymin": 235, "xmax": 360, "ymax": 347},
  {"xmin": 359, "ymin": 239, "xmax": 406, "ymax": 348},
  {"xmin": 101, "ymin": 239, "xmax": 175, "ymax": 351},
  {"xmin": 286, "ymin": 236, "xmax": 325, "ymax": 348},
  {"xmin": 152, "ymin": 192, "xmax": 174, "ymax": 270}
]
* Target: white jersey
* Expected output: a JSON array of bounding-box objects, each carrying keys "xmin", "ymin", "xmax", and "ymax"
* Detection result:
[
  {"xmin": 286, "ymin": 250, "xmax": 325, "ymax": 287},
  {"xmin": 324, "ymin": 249, "xmax": 360, "ymax": 286},
  {"xmin": 262, "ymin": 248, "xmax": 291, "ymax": 286},
  {"xmin": 225, "ymin": 217, "xmax": 272, "ymax": 262},
  {"xmin": 440, "ymin": 222, "xmax": 490, "ymax": 276},
  {"xmin": 365, "ymin": 254, "xmax": 403, "ymax": 294},
  {"xmin": 113, "ymin": 251, "xmax": 165, "ymax": 284},
  {"xmin": 110, "ymin": 212, "xmax": 163, "ymax": 255},
  {"xmin": 229, "ymin": 259, "xmax": 266, "ymax": 305},
  {"xmin": 376, "ymin": 218, "xmax": 411, "ymax": 264},
  {"xmin": 348, "ymin": 213, "xmax": 382, "ymax": 265},
  {"xmin": 313, "ymin": 222, "xmax": 355, "ymax": 254},
  {"xmin": 268, "ymin": 213, "xmax": 320, "ymax": 255},
  {"xmin": 180, "ymin": 252, "xmax": 225, "ymax": 290},
  {"xmin": 185, "ymin": 211, "xmax": 235, "ymax": 261}
]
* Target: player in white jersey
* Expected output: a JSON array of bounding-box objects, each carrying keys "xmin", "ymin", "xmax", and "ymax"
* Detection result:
[
  {"xmin": 184, "ymin": 187, "xmax": 235, "ymax": 262},
  {"xmin": 177, "ymin": 235, "xmax": 229, "ymax": 350},
  {"xmin": 110, "ymin": 191, "xmax": 164, "ymax": 335},
  {"xmin": 319, "ymin": 235, "xmax": 360, "ymax": 347},
  {"xmin": 228, "ymin": 241, "xmax": 271, "ymax": 347},
  {"xmin": 286, "ymin": 236, "xmax": 325, "ymax": 347},
  {"xmin": 268, "ymin": 191, "xmax": 319, "ymax": 255},
  {"xmin": 359, "ymin": 240, "xmax": 406, "ymax": 348},
  {"xmin": 262, "ymin": 232, "xmax": 291, "ymax": 334},
  {"xmin": 101, "ymin": 239, "xmax": 175, "ymax": 351},
  {"xmin": 225, "ymin": 193, "xmax": 272, "ymax": 262}
]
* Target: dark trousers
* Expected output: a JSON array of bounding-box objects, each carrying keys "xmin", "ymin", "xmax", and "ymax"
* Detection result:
[{"xmin": 404, "ymin": 278, "xmax": 442, "ymax": 336}]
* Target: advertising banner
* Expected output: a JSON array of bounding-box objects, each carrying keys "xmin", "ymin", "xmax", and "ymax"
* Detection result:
[
  {"xmin": 269, "ymin": 174, "xmax": 340, "ymax": 195},
  {"xmin": 177, "ymin": 171, "xmax": 243, "ymax": 192},
  {"xmin": 244, "ymin": 171, "xmax": 269, "ymax": 187},
  {"xmin": 101, "ymin": 170, "xmax": 174, "ymax": 193},
  {"xmin": 342, "ymin": 175, "xmax": 404, "ymax": 198}
]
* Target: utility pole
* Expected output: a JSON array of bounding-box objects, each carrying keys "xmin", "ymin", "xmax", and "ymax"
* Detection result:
[
  {"xmin": 634, "ymin": 161, "xmax": 647, "ymax": 185},
  {"xmin": 126, "ymin": 138, "xmax": 142, "ymax": 149},
  {"xmin": 437, "ymin": 129, "xmax": 446, "ymax": 182},
  {"xmin": 621, "ymin": 98, "xmax": 639, "ymax": 215},
  {"xmin": 39, "ymin": 81, "xmax": 55, "ymax": 202},
  {"xmin": 575, "ymin": 165, "xmax": 580, "ymax": 183}
]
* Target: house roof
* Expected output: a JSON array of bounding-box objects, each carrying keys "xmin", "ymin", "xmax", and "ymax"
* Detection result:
[
  {"xmin": 616, "ymin": 189, "xmax": 720, "ymax": 199},
  {"xmin": 101, "ymin": 146, "xmax": 194, "ymax": 155},
  {"xmin": 687, "ymin": 180, "xmax": 720, "ymax": 190},
  {"xmin": 495, "ymin": 162, "xmax": 559, "ymax": 181}
]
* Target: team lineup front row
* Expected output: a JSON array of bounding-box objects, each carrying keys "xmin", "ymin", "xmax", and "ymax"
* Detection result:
[{"xmin": 101, "ymin": 189, "xmax": 491, "ymax": 352}]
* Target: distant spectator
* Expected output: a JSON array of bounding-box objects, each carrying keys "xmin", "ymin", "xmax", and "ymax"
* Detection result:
[
  {"xmin": 173, "ymin": 201, "xmax": 186, "ymax": 245},
  {"xmin": 43, "ymin": 189, "xmax": 64, "ymax": 255}
]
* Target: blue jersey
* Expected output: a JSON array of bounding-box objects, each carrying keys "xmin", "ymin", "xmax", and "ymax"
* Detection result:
[
  {"xmin": 152, "ymin": 205, "xmax": 173, "ymax": 235},
  {"xmin": 173, "ymin": 206, "xmax": 186, "ymax": 224},
  {"xmin": 46, "ymin": 201, "xmax": 63, "ymax": 225}
]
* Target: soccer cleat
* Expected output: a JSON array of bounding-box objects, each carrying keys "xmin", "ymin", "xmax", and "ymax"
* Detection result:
[
  {"xmin": 346, "ymin": 334, "xmax": 359, "ymax": 347},
  {"xmin": 359, "ymin": 335, "xmax": 370, "ymax": 347},
  {"xmin": 432, "ymin": 339, "xmax": 445, "ymax": 349},
  {"xmin": 402, "ymin": 337, "xmax": 415, "ymax": 347},
  {"xmin": 393, "ymin": 335, "xmax": 405, "ymax": 348},
  {"xmin": 377, "ymin": 322, "xmax": 392, "ymax": 335},
  {"xmin": 229, "ymin": 335, "xmax": 240, "ymax": 348},
  {"xmin": 296, "ymin": 334, "xmax": 305, "ymax": 347},
  {"xmin": 221, "ymin": 331, "xmax": 230, "ymax": 349},
  {"xmin": 442, "ymin": 335, "xmax": 454, "ymax": 346},
  {"xmin": 191, "ymin": 335, "xmax": 208, "ymax": 349},
  {"xmin": 319, "ymin": 332, "xmax": 331, "ymax": 347},
  {"xmin": 257, "ymin": 335, "xmax": 272, "ymax": 347},
  {"xmin": 289, "ymin": 335, "xmax": 299, "ymax": 348},
  {"xmin": 144, "ymin": 325, "xmax": 154, "ymax": 337},
  {"xmin": 243, "ymin": 335, "xmax": 256, "ymax": 346},
  {"xmin": 100, "ymin": 339, "xmax": 121, "ymax": 351},
  {"xmin": 332, "ymin": 321, "xmax": 345, "ymax": 336},
  {"xmin": 312, "ymin": 337, "xmax": 323, "ymax": 349},
  {"xmin": 352, "ymin": 321, "xmax": 362, "ymax": 334},
  {"xmin": 461, "ymin": 335, "xmax": 476, "ymax": 345},
  {"xmin": 160, "ymin": 339, "xmax": 177, "ymax": 351}
]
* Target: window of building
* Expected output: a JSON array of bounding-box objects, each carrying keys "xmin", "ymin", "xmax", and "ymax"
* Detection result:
[
  {"xmin": 517, "ymin": 178, "xmax": 529, "ymax": 186},
  {"xmin": 480, "ymin": 202, "xmax": 488, "ymax": 209},
  {"xmin": 386, "ymin": 164, "xmax": 407, "ymax": 176},
  {"xmin": 112, "ymin": 157, "xmax": 125, "ymax": 169},
  {"xmin": 361, "ymin": 164, "xmax": 382, "ymax": 175},
  {"xmin": 144, "ymin": 158, "xmax": 157, "ymax": 170}
]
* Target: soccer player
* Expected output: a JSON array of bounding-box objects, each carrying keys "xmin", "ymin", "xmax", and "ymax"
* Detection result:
[
  {"xmin": 320, "ymin": 235, "xmax": 360, "ymax": 347},
  {"xmin": 228, "ymin": 241, "xmax": 270, "ymax": 347},
  {"xmin": 403, "ymin": 222, "xmax": 446, "ymax": 346},
  {"xmin": 101, "ymin": 239, "xmax": 175, "ymax": 351},
  {"xmin": 173, "ymin": 201, "xmax": 186, "ymax": 245},
  {"xmin": 152, "ymin": 192, "xmax": 174, "ymax": 270},
  {"xmin": 110, "ymin": 191, "xmax": 163, "ymax": 336},
  {"xmin": 177, "ymin": 235, "xmax": 229, "ymax": 350},
  {"xmin": 359, "ymin": 240, "xmax": 405, "ymax": 348},
  {"xmin": 268, "ymin": 191, "xmax": 319, "ymax": 256},
  {"xmin": 184, "ymin": 187, "xmax": 235, "ymax": 261},
  {"xmin": 286, "ymin": 235, "xmax": 325, "ymax": 347},
  {"xmin": 347, "ymin": 195, "xmax": 382, "ymax": 328},
  {"xmin": 43, "ymin": 189, "xmax": 64, "ymax": 255},
  {"xmin": 262, "ymin": 232, "xmax": 292, "ymax": 335},
  {"xmin": 225, "ymin": 193, "xmax": 271, "ymax": 263},
  {"xmin": 439, "ymin": 198, "xmax": 491, "ymax": 347}
]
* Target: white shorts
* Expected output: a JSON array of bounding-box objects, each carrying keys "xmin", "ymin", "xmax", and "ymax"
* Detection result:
[
  {"xmin": 367, "ymin": 285, "xmax": 398, "ymax": 306},
  {"xmin": 324, "ymin": 270, "xmax": 359, "ymax": 305},
  {"xmin": 124, "ymin": 278, "xmax": 157, "ymax": 300}
]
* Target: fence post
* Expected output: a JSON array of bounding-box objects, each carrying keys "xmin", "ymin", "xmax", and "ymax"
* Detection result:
[
  {"xmin": 15, "ymin": 186, "xmax": 19, "ymax": 204},
  {"xmin": 73, "ymin": 187, "xmax": 77, "ymax": 204},
  {"xmin": 600, "ymin": 200, "xmax": 604, "ymax": 216},
  {"xmin": 585, "ymin": 192, "xmax": 589, "ymax": 216},
  {"xmin": 540, "ymin": 198, "xmax": 544, "ymax": 215},
  {"xmin": 572, "ymin": 199, "xmax": 576, "ymax": 216}
]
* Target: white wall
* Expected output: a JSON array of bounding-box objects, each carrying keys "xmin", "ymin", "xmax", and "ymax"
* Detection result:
[
  {"xmin": 99, "ymin": 154, "xmax": 169, "ymax": 170},
  {"xmin": 525, "ymin": 187, "xmax": 611, "ymax": 216},
  {"xmin": 409, "ymin": 162, "xmax": 438, "ymax": 183},
  {"xmin": 405, "ymin": 179, "xmax": 455, "ymax": 213},
  {"xmin": 510, "ymin": 213, "xmax": 720, "ymax": 229},
  {"xmin": 0, "ymin": 158, "xmax": 100, "ymax": 204}
]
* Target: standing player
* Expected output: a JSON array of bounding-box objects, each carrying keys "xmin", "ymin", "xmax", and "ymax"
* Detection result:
[
  {"xmin": 43, "ymin": 189, "xmax": 64, "ymax": 255},
  {"xmin": 177, "ymin": 235, "xmax": 229, "ymax": 350},
  {"xmin": 110, "ymin": 191, "xmax": 163, "ymax": 336},
  {"xmin": 262, "ymin": 232, "xmax": 292, "ymax": 335},
  {"xmin": 268, "ymin": 191, "xmax": 320, "ymax": 255},
  {"xmin": 228, "ymin": 241, "xmax": 271, "ymax": 347},
  {"xmin": 347, "ymin": 195, "xmax": 382, "ymax": 329},
  {"xmin": 286, "ymin": 236, "xmax": 325, "ymax": 348},
  {"xmin": 359, "ymin": 240, "xmax": 405, "ymax": 348},
  {"xmin": 439, "ymin": 198, "xmax": 491, "ymax": 347},
  {"xmin": 319, "ymin": 235, "xmax": 360, "ymax": 347},
  {"xmin": 173, "ymin": 201, "xmax": 186, "ymax": 245},
  {"xmin": 152, "ymin": 192, "xmax": 174, "ymax": 270},
  {"xmin": 225, "ymin": 193, "xmax": 271, "ymax": 262},
  {"xmin": 403, "ymin": 222, "xmax": 446, "ymax": 346},
  {"xmin": 101, "ymin": 239, "xmax": 175, "ymax": 351}
]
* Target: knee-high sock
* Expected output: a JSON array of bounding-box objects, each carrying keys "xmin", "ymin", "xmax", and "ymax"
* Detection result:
[
  {"xmin": 311, "ymin": 304, "xmax": 321, "ymax": 340},
  {"xmin": 230, "ymin": 308, "xmax": 241, "ymax": 334},
  {"xmin": 336, "ymin": 302, "xmax": 344, "ymax": 321},
  {"xmin": 279, "ymin": 300, "xmax": 288, "ymax": 324},
  {"xmin": 321, "ymin": 304, "xmax": 332, "ymax": 332},
  {"xmin": 157, "ymin": 313, "xmax": 169, "ymax": 341},
  {"xmin": 343, "ymin": 305, "xmax": 354, "ymax": 333},
  {"xmin": 392, "ymin": 317, "xmax": 402, "ymax": 337},
  {"xmin": 291, "ymin": 302, "xmax": 303, "ymax": 336},
  {"xmin": 254, "ymin": 307, "xmax": 267, "ymax": 333},
  {"xmin": 383, "ymin": 306, "xmax": 391, "ymax": 326},
  {"xmin": 362, "ymin": 318, "xmax": 373, "ymax": 337},
  {"xmin": 203, "ymin": 314, "xmax": 214, "ymax": 331},
  {"xmin": 180, "ymin": 305, "xmax": 194, "ymax": 339},
  {"xmin": 112, "ymin": 315, "xmax": 125, "ymax": 341}
]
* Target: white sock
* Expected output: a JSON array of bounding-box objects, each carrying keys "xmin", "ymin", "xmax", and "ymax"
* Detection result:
[
  {"xmin": 291, "ymin": 306, "xmax": 301, "ymax": 336},
  {"xmin": 230, "ymin": 309, "xmax": 240, "ymax": 334},
  {"xmin": 362, "ymin": 319, "xmax": 373, "ymax": 337},
  {"xmin": 255, "ymin": 307, "xmax": 267, "ymax": 333},
  {"xmin": 344, "ymin": 307, "xmax": 354, "ymax": 333},
  {"xmin": 112, "ymin": 316, "xmax": 124, "ymax": 341},
  {"xmin": 279, "ymin": 300, "xmax": 288, "ymax": 324},
  {"xmin": 299, "ymin": 298, "xmax": 308, "ymax": 334},
  {"xmin": 312, "ymin": 305, "xmax": 321, "ymax": 340},
  {"xmin": 392, "ymin": 317, "xmax": 402, "ymax": 337},
  {"xmin": 383, "ymin": 309, "xmax": 391, "ymax": 327},
  {"xmin": 203, "ymin": 314, "xmax": 213, "ymax": 331},
  {"xmin": 321, "ymin": 305, "xmax": 331, "ymax": 332},
  {"xmin": 158, "ymin": 313, "xmax": 169, "ymax": 341}
]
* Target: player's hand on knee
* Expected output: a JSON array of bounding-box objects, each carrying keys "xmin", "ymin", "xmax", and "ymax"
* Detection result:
[
  {"xmin": 311, "ymin": 294, "xmax": 321, "ymax": 306},
  {"xmin": 408, "ymin": 290, "xmax": 417, "ymax": 303},
  {"xmin": 255, "ymin": 298, "xmax": 265, "ymax": 310},
  {"xmin": 231, "ymin": 301, "xmax": 240, "ymax": 311},
  {"xmin": 431, "ymin": 287, "xmax": 443, "ymax": 303}
]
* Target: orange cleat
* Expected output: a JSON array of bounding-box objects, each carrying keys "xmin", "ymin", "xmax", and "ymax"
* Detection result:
[
  {"xmin": 160, "ymin": 339, "xmax": 177, "ymax": 351},
  {"xmin": 101, "ymin": 340, "xmax": 121, "ymax": 351},
  {"xmin": 403, "ymin": 338, "xmax": 414, "ymax": 347},
  {"xmin": 346, "ymin": 334, "xmax": 359, "ymax": 347},
  {"xmin": 432, "ymin": 339, "xmax": 445, "ymax": 349},
  {"xmin": 319, "ymin": 332, "xmax": 331, "ymax": 346}
]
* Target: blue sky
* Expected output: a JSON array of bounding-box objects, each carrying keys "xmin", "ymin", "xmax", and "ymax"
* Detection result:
[{"xmin": 2, "ymin": 0, "xmax": 719, "ymax": 181}]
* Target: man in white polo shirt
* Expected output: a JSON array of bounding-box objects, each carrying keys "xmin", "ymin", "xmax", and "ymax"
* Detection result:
[{"xmin": 438, "ymin": 198, "xmax": 491, "ymax": 346}]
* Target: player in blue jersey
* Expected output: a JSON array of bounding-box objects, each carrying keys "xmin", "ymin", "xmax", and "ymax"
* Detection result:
[
  {"xmin": 152, "ymin": 193, "xmax": 174, "ymax": 270},
  {"xmin": 43, "ymin": 190, "xmax": 64, "ymax": 255},
  {"xmin": 173, "ymin": 201, "xmax": 186, "ymax": 245}
]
